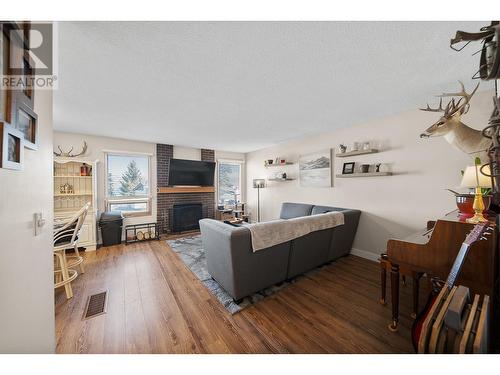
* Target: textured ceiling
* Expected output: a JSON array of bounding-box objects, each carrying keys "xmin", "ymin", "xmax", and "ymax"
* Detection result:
[{"xmin": 53, "ymin": 21, "xmax": 491, "ymax": 152}]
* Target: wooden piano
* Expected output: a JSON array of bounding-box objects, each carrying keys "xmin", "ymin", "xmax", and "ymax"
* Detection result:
[{"xmin": 381, "ymin": 210, "xmax": 499, "ymax": 332}]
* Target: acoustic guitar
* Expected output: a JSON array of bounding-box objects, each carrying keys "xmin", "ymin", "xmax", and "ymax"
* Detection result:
[{"xmin": 411, "ymin": 222, "xmax": 493, "ymax": 353}]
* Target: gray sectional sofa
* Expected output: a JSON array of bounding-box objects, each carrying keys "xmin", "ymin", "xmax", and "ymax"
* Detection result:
[{"xmin": 199, "ymin": 202, "xmax": 361, "ymax": 302}]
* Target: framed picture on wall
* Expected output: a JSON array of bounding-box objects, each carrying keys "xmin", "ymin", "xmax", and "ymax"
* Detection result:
[
  {"xmin": 0, "ymin": 26, "xmax": 13, "ymax": 124},
  {"xmin": 1, "ymin": 21, "xmax": 38, "ymax": 150},
  {"xmin": 14, "ymin": 102, "xmax": 38, "ymax": 150},
  {"xmin": 299, "ymin": 149, "xmax": 333, "ymax": 187},
  {"xmin": 0, "ymin": 122, "xmax": 24, "ymax": 170}
]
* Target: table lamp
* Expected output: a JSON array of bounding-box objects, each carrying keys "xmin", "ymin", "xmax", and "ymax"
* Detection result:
[
  {"xmin": 252, "ymin": 179, "xmax": 265, "ymax": 222},
  {"xmin": 460, "ymin": 164, "xmax": 492, "ymax": 223}
]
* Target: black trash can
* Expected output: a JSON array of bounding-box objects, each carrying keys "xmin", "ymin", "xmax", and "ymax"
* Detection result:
[{"xmin": 99, "ymin": 211, "xmax": 124, "ymax": 246}]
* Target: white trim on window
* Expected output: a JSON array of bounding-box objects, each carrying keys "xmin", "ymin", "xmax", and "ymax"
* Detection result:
[
  {"xmin": 216, "ymin": 158, "xmax": 245, "ymax": 164},
  {"xmin": 104, "ymin": 152, "xmax": 152, "ymax": 217},
  {"xmin": 102, "ymin": 149, "xmax": 154, "ymax": 156},
  {"xmin": 216, "ymin": 159, "xmax": 243, "ymax": 206}
]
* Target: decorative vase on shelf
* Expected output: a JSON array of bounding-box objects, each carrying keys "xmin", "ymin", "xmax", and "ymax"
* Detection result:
[{"xmin": 80, "ymin": 163, "xmax": 90, "ymax": 176}]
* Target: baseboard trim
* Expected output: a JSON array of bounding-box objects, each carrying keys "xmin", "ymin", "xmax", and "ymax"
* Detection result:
[{"xmin": 350, "ymin": 248, "xmax": 379, "ymax": 262}]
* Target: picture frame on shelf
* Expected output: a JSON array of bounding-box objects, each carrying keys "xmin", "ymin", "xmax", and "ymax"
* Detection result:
[
  {"xmin": 342, "ymin": 162, "xmax": 355, "ymax": 174},
  {"xmin": 0, "ymin": 122, "xmax": 24, "ymax": 170}
]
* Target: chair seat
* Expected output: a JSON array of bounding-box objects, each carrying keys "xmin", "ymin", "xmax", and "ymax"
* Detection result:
[
  {"xmin": 54, "ymin": 243, "xmax": 73, "ymax": 252},
  {"xmin": 53, "ymin": 240, "xmax": 80, "ymax": 252}
]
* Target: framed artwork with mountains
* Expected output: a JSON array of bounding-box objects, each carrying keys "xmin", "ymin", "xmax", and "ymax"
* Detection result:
[{"xmin": 299, "ymin": 149, "xmax": 332, "ymax": 187}]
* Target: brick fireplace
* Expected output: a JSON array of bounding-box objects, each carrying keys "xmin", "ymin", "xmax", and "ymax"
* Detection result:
[{"xmin": 156, "ymin": 144, "xmax": 215, "ymax": 234}]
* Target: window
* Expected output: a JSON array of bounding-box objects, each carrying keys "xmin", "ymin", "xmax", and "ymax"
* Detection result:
[
  {"xmin": 217, "ymin": 160, "xmax": 242, "ymax": 206},
  {"xmin": 105, "ymin": 153, "xmax": 151, "ymax": 216}
]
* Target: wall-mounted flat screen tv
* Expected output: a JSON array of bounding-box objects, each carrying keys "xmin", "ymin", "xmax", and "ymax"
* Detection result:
[{"xmin": 168, "ymin": 158, "xmax": 216, "ymax": 186}]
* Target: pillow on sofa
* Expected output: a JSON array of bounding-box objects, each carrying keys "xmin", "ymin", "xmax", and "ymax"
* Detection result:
[
  {"xmin": 280, "ymin": 202, "xmax": 314, "ymax": 219},
  {"xmin": 311, "ymin": 205, "xmax": 342, "ymax": 215}
]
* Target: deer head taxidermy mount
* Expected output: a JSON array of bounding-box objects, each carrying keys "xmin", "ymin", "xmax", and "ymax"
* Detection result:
[
  {"xmin": 53, "ymin": 141, "xmax": 88, "ymax": 157},
  {"xmin": 420, "ymin": 81, "xmax": 490, "ymax": 156}
]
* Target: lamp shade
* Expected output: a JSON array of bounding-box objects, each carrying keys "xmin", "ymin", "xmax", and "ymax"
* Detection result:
[
  {"xmin": 253, "ymin": 179, "xmax": 265, "ymax": 188},
  {"xmin": 460, "ymin": 165, "xmax": 492, "ymax": 188}
]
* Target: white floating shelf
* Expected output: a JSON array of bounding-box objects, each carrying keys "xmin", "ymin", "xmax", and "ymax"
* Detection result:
[
  {"xmin": 54, "ymin": 193, "xmax": 93, "ymax": 197},
  {"xmin": 336, "ymin": 149, "xmax": 379, "ymax": 158},
  {"xmin": 265, "ymin": 162, "xmax": 295, "ymax": 168},
  {"xmin": 335, "ymin": 172, "xmax": 392, "ymax": 178},
  {"xmin": 267, "ymin": 178, "xmax": 295, "ymax": 181}
]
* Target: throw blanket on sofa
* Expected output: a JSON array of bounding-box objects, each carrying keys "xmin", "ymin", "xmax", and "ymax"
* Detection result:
[{"xmin": 247, "ymin": 211, "xmax": 344, "ymax": 252}]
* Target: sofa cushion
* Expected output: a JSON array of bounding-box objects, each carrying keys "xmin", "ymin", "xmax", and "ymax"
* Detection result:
[
  {"xmin": 310, "ymin": 205, "xmax": 361, "ymax": 261},
  {"xmin": 311, "ymin": 205, "xmax": 344, "ymax": 215},
  {"xmin": 328, "ymin": 209, "xmax": 361, "ymax": 261},
  {"xmin": 287, "ymin": 228, "xmax": 332, "ymax": 278},
  {"xmin": 280, "ymin": 202, "xmax": 314, "ymax": 219}
]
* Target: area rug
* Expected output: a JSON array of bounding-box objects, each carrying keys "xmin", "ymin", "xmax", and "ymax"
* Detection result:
[{"xmin": 166, "ymin": 235, "xmax": 295, "ymax": 314}]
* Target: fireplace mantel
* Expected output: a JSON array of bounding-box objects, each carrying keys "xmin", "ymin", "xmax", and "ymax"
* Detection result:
[{"xmin": 157, "ymin": 186, "xmax": 215, "ymax": 194}]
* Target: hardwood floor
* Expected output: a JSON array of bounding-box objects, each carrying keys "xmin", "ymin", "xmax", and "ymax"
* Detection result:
[{"xmin": 55, "ymin": 239, "xmax": 425, "ymax": 353}]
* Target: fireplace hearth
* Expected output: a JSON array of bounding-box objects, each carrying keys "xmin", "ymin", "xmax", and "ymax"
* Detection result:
[{"xmin": 173, "ymin": 203, "xmax": 203, "ymax": 232}]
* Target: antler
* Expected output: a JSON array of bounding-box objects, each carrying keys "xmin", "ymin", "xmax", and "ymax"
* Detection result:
[
  {"xmin": 420, "ymin": 81, "xmax": 479, "ymax": 117},
  {"xmin": 53, "ymin": 146, "xmax": 63, "ymax": 156},
  {"xmin": 53, "ymin": 142, "xmax": 87, "ymax": 157},
  {"xmin": 69, "ymin": 141, "xmax": 87, "ymax": 157},
  {"xmin": 420, "ymin": 97, "xmax": 445, "ymax": 112},
  {"xmin": 437, "ymin": 81, "xmax": 480, "ymax": 117}
]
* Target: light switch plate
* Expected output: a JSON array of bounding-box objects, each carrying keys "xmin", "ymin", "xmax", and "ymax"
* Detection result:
[{"xmin": 34, "ymin": 212, "xmax": 46, "ymax": 236}]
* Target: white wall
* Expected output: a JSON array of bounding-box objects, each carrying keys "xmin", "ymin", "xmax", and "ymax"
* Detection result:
[
  {"xmin": 174, "ymin": 146, "xmax": 201, "ymax": 160},
  {"xmin": 53, "ymin": 132, "xmax": 157, "ymax": 232},
  {"xmin": 245, "ymin": 90, "xmax": 494, "ymax": 260},
  {"xmin": 0, "ymin": 90, "xmax": 55, "ymax": 353}
]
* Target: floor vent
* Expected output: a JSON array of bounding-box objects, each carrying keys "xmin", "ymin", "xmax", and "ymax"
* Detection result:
[{"xmin": 83, "ymin": 291, "xmax": 108, "ymax": 320}]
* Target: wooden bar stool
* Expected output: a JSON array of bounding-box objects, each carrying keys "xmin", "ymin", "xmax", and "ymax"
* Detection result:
[{"xmin": 53, "ymin": 203, "xmax": 90, "ymax": 299}]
